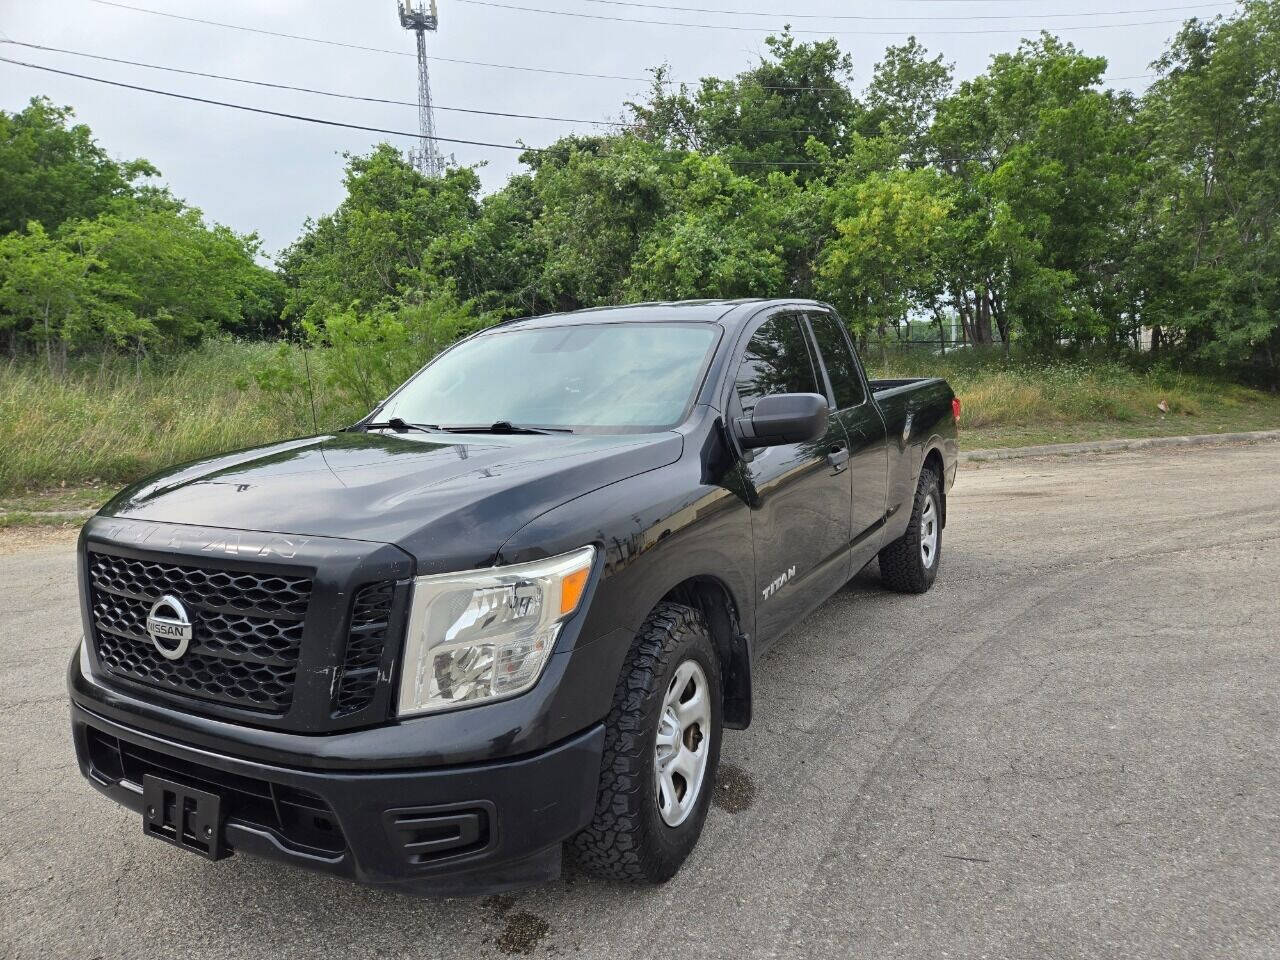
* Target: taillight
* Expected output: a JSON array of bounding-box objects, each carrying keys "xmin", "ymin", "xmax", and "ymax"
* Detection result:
[{"xmin": 952, "ymin": 397, "xmax": 962, "ymax": 423}]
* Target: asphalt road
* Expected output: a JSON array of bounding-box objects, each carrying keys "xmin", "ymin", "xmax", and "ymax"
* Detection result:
[{"xmin": 2, "ymin": 442, "xmax": 1278, "ymax": 959}]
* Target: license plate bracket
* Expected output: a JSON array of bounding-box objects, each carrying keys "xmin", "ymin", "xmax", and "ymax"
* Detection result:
[{"xmin": 142, "ymin": 774, "xmax": 228, "ymax": 861}]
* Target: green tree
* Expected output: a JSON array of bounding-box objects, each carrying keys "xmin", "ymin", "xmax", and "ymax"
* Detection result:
[
  {"xmin": 252, "ymin": 286, "xmax": 496, "ymax": 418},
  {"xmin": 864, "ymin": 38, "xmax": 953, "ymax": 163},
  {"xmin": 61, "ymin": 192, "xmax": 276, "ymax": 355},
  {"xmin": 816, "ymin": 168, "xmax": 952, "ymax": 339},
  {"xmin": 305, "ymin": 289, "xmax": 493, "ymax": 409},
  {"xmin": 422, "ymin": 172, "xmax": 546, "ymax": 318},
  {"xmin": 630, "ymin": 30, "xmax": 865, "ymax": 180},
  {"xmin": 931, "ymin": 34, "xmax": 1139, "ymax": 348},
  {"xmin": 1136, "ymin": 0, "xmax": 1280, "ymax": 380},
  {"xmin": 0, "ymin": 97, "xmax": 156, "ymax": 235},
  {"xmin": 626, "ymin": 155, "xmax": 797, "ymax": 300},
  {"xmin": 279, "ymin": 146, "xmax": 481, "ymax": 324},
  {"xmin": 0, "ymin": 221, "xmax": 142, "ymax": 368},
  {"xmin": 525, "ymin": 137, "xmax": 675, "ymax": 309}
]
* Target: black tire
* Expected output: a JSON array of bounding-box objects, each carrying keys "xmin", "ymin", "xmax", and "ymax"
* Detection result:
[
  {"xmin": 878, "ymin": 468, "xmax": 943, "ymax": 594},
  {"xmin": 571, "ymin": 602, "xmax": 723, "ymax": 883}
]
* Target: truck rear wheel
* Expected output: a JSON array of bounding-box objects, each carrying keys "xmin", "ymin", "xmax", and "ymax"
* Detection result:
[
  {"xmin": 878, "ymin": 469, "xmax": 942, "ymax": 593},
  {"xmin": 571, "ymin": 602, "xmax": 723, "ymax": 883}
]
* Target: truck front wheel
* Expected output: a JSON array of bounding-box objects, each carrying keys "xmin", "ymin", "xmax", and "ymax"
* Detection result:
[
  {"xmin": 878, "ymin": 468, "xmax": 943, "ymax": 593},
  {"xmin": 571, "ymin": 602, "xmax": 723, "ymax": 883}
]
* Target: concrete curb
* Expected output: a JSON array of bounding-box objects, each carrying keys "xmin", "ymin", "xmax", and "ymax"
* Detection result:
[{"xmin": 963, "ymin": 428, "xmax": 1280, "ymax": 463}]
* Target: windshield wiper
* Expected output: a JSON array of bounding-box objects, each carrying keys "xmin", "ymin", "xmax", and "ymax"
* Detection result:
[
  {"xmin": 360, "ymin": 417, "xmax": 441, "ymax": 434},
  {"xmin": 439, "ymin": 421, "xmax": 574, "ymax": 436}
]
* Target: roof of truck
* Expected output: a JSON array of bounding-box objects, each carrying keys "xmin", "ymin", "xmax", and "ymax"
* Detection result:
[{"xmin": 494, "ymin": 298, "xmax": 826, "ymax": 331}]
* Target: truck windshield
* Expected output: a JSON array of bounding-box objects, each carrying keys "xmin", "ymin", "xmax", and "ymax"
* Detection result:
[{"xmin": 377, "ymin": 321, "xmax": 720, "ymax": 433}]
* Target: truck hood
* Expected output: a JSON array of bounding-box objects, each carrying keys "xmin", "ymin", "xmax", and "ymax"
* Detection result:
[{"xmin": 100, "ymin": 430, "xmax": 683, "ymax": 571}]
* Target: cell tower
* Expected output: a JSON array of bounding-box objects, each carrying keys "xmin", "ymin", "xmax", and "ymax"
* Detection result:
[{"xmin": 397, "ymin": 0, "xmax": 446, "ymax": 177}]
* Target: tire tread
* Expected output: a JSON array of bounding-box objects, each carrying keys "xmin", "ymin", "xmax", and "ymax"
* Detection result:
[
  {"xmin": 878, "ymin": 468, "xmax": 942, "ymax": 594},
  {"xmin": 571, "ymin": 601, "xmax": 718, "ymax": 883}
]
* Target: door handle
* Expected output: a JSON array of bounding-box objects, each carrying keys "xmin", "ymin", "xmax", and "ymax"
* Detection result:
[{"xmin": 827, "ymin": 444, "xmax": 850, "ymax": 472}]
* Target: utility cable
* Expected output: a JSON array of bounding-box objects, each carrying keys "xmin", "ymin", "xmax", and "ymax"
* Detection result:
[
  {"xmin": 0, "ymin": 40, "xmax": 624, "ymax": 126},
  {"xmin": 0, "ymin": 55, "xmax": 540, "ymax": 152},
  {"xmin": 575, "ymin": 0, "xmax": 1234, "ymax": 21},
  {"xmin": 453, "ymin": 0, "xmax": 1206, "ymax": 35},
  {"xmin": 83, "ymin": 0, "xmax": 648, "ymax": 82},
  {"xmin": 0, "ymin": 40, "xmax": 831, "ymax": 133},
  {"xmin": 79, "ymin": 0, "xmax": 819, "ymax": 88},
  {"xmin": 0, "ymin": 55, "xmax": 1158, "ymax": 165},
  {"xmin": 80, "ymin": 0, "xmax": 1187, "ymax": 86}
]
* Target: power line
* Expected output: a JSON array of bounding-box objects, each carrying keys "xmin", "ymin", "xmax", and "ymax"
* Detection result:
[
  {"xmin": 75, "ymin": 0, "xmax": 791, "ymax": 89},
  {"xmin": 0, "ymin": 55, "xmax": 540, "ymax": 153},
  {"xmin": 453, "ymin": 0, "xmax": 1203, "ymax": 35},
  {"xmin": 83, "ymin": 0, "xmax": 649, "ymax": 82},
  {"xmin": 0, "ymin": 38, "xmax": 1156, "ymax": 140},
  {"xmin": 0, "ymin": 54, "xmax": 841, "ymax": 164},
  {"xmin": 576, "ymin": 0, "xmax": 1234, "ymax": 21},
  {"xmin": 0, "ymin": 53, "xmax": 835, "ymax": 158},
  {"xmin": 0, "ymin": 39, "xmax": 624, "ymax": 126},
  {"xmin": 74, "ymin": 0, "xmax": 1174, "ymax": 95},
  {"xmin": 0, "ymin": 39, "xmax": 837, "ymax": 133},
  {"xmin": 0, "ymin": 54, "xmax": 1157, "ymax": 172},
  {"xmin": 31, "ymin": 3, "xmax": 856, "ymax": 96}
]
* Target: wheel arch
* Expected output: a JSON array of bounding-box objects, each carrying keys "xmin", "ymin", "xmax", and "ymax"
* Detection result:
[
  {"xmin": 658, "ymin": 575, "xmax": 752, "ymax": 730},
  {"xmin": 922, "ymin": 443, "xmax": 947, "ymax": 527}
]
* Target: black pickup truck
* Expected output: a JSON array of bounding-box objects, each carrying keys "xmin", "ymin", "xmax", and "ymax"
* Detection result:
[{"xmin": 69, "ymin": 298, "xmax": 958, "ymax": 893}]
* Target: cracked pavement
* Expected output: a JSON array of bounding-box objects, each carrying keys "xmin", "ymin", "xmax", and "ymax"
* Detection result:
[{"xmin": 1, "ymin": 442, "xmax": 1277, "ymax": 959}]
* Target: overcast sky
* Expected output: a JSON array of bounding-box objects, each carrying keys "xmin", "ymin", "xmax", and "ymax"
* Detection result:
[{"xmin": 0, "ymin": 0, "xmax": 1238, "ymax": 257}]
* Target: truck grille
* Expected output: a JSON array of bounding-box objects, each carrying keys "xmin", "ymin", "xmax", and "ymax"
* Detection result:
[
  {"xmin": 86, "ymin": 551, "xmax": 312, "ymax": 714},
  {"xmin": 333, "ymin": 581, "xmax": 395, "ymax": 716}
]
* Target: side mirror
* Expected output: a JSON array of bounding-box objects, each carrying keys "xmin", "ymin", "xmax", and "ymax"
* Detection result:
[{"xmin": 734, "ymin": 393, "xmax": 829, "ymax": 449}]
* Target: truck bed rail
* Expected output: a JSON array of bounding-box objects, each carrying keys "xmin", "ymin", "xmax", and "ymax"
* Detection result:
[{"xmin": 868, "ymin": 377, "xmax": 945, "ymax": 398}]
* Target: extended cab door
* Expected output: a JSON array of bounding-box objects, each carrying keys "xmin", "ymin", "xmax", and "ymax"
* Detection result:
[
  {"xmin": 805, "ymin": 310, "xmax": 891, "ymax": 568},
  {"xmin": 731, "ymin": 311, "xmax": 853, "ymax": 645}
]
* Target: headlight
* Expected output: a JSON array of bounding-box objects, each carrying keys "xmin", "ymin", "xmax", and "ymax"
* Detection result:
[{"xmin": 396, "ymin": 546, "xmax": 595, "ymax": 717}]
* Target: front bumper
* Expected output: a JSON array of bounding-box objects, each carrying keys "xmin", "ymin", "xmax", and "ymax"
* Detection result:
[{"xmin": 71, "ymin": 700, "xmax": 605, "ymax": 895}]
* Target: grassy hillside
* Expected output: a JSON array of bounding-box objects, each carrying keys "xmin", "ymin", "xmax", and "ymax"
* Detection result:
[{"xmin": 3, "ymin": 341, "xmax": 1279, "ymax": 500}]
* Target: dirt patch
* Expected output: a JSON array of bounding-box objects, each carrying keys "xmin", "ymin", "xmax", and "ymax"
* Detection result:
[
  {"xmin": 495, "ymin": 910, "xmax": 550, "ymax": 955},
  {"xmin": 0, "ymin": 525, "xmax": 79, "ymax": 556},
  {"xmin": 712, "ymin": 761, "xmax": 756, "ymax": 813}
]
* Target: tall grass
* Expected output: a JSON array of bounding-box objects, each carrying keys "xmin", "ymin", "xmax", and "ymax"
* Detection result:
[
  {"xmin": 0, "ymin": 341, "xmax": 364, "ymax": 495},
  {"xmin": 2, "ymin": 341, "xmax": 1278, "ymax": 496},
  {"xmin": 867, "ymin": 349, "xmax": 1274, "ymax": 430}
]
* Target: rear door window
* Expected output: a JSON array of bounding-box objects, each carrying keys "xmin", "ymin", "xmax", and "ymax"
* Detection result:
[{"xmin": 807, "ymin": 312, "xmax": 866, "ymax": 409}]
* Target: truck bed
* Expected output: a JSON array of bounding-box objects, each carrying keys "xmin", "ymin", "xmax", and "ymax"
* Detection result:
[{"xmin": 866, "ymin": 377, "xmax": 957, "ymax": 518}]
